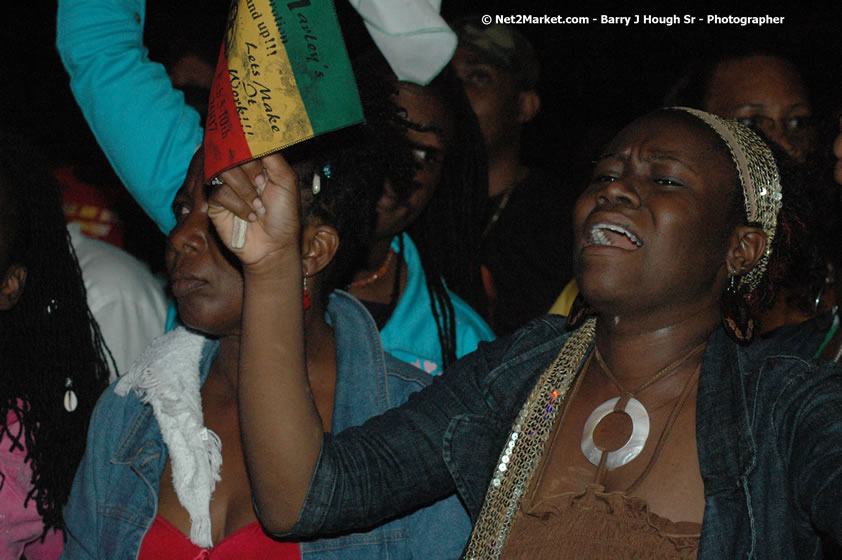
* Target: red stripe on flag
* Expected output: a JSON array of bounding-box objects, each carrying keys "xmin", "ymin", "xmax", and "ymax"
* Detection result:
[{"xmin": 204, "ymin": 44, "xmax": 254, "ymax": 181}]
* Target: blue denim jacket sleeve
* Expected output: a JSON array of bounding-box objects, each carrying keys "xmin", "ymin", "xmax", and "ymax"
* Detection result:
[
  {"xmin": 287, "ymin": 316, "xmax": 571, "ymax": 538},
  {"xmin": 289, "ymin": 346, "xmax": 492, "ymax": 536},
  {"xmin": 56, "ymin": 0, "xmax": 201, "ymax": 234}
]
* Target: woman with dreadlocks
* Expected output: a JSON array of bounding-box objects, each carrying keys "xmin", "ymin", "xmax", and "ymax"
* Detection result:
[
  {"xmin": 0, "ymin": 130, "xmax": 110, "ymax": 558},
  {"xmin": 346, "ymin": 53, "xmax": 493, "ymax": 374},
  {"xmin": 212, "ymin": 108, "xmax": 842, "ymax": 558}
]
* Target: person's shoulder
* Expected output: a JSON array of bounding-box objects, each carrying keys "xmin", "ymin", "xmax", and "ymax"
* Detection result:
[
  {"xmin": 753, "ymin": 318, "xmax": 828, "ymax": 360},
  {"xmin": 86, "ymin": 378, "xmax": 148, "ymax": 449},
  {"xmin": 743, "ymin": 330, "xmax": 842, "ymax": 410},
  {"xmin": 505, "ymin": 167, "xmax": 578, "ymax": 230},
  {"xmin": 516, "ymin": 167, "xmax": 571, "ymax": 199},
  {"xmin": 451, "ymin": 313, "xmax": 572, "ymax": 386},
  {"xmin": 72, "ymin": 231, "xmax": 162, "ymax": 290},
  {"xmin": 757, "ymin": 353, "xmax": 842, "ymax": 388},
  {"xmin": 742, "ymin": 319, "xmax": 836, "ymax": 381},
  {"xmin": 488, "ymin": 313, "xmax": 571, "ymax": 360},
  {"xmin": 436, "ymin": 314, "xmax": 576, "ymax": 417}
]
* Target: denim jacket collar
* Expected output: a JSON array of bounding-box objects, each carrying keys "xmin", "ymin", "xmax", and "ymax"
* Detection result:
[
  {"xmin": 696, "ymin": 329, "xmax": 755, "ymax": 496},
  {"xmin": 109, "ymin": 293, "xmax": 390, "ymax": 486},
  {"xmin": 326, "ymin": 290, "xmax": 394, "ymax": 432},
  {"xmin": 110, "ymin": 335, "xmax": 219, "ymax": 485},
  {"xmin": 696, "ymin": 320, "xmax": 825, "ymax": 493}
]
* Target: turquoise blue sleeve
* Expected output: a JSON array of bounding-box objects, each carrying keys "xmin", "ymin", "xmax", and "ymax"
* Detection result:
[{"xmin": 56, "ymin": 0, "xmax": 203, "ymax": 234}]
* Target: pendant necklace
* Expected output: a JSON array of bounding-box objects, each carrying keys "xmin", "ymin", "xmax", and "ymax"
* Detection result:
[{"xmin": 580, "ymin": 341, "xmax": 705, "ymax": 470}]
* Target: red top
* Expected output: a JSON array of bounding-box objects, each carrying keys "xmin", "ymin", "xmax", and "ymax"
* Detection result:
[{"xmin": 138, "ymin": 514, "xmax": 300, "ymax": 560}]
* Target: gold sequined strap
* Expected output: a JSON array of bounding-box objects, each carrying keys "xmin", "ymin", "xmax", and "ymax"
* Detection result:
[{"xmin": 464, "ymin": 318, "xmax": 597, "ymax": 559}]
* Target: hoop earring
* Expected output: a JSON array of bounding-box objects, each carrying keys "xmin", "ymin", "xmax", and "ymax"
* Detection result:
[{"xmin": 720, "ymin": 275, "xmax": 755, "ymax": 345}]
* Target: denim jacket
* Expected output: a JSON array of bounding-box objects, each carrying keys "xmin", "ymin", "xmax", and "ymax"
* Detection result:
[
  {"xmin": 290, "ymin": 316, "xmax": 842, "ymax": 558},
  {"xmin": 61, "ymin": 291, "xmax": 471, "ymax": 559}
]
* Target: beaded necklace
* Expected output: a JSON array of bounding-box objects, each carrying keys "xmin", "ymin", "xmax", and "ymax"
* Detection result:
[{"xmin": 348, "ymin": 248, "xmax": 395, "ymax": 289}]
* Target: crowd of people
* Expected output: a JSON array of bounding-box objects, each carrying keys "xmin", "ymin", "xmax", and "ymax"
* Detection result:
[{"xmin": 2, "ymin": 1, "xmax": 842, "ymax": 558}]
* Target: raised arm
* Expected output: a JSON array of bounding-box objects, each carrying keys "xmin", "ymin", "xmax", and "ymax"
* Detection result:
[
  {"xmin": 57, "ymin": 0, "xmax": 202, "ymax": 232},
  {"xmin": 208, "ymin": 155, "xmax": 325, "ymax": 531}
]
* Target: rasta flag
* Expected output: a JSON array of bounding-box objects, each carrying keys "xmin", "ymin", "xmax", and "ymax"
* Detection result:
[{"xmin": 203, "ymin": 0, "xmax": 364, "ymax": 180}]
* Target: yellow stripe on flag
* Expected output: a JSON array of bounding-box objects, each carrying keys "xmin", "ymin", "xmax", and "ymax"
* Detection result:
[{"xmin": 227, "ymin": 0, "xmax": 314, "ymax": 156}]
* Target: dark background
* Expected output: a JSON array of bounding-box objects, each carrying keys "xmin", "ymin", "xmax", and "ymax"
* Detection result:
[
  {"xmin": 6, "ymin": 1, "xmax": 841, "ymax": 170},
  {"xmin": 3, "ymin": 1, "xmax": 841, "ymax": 266}
]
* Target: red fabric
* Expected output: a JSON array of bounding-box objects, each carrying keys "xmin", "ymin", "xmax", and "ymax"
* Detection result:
[
  {"xmin": 138, "ymin": 515, "xmax": 300, "ymax": 560},
  {"xmin": 203, "ymin": 44, "xmax": 252, "ymax": 181},
  {"xmin": 55, "ymin": 166, "xmax": 124, "ymax": 248}
]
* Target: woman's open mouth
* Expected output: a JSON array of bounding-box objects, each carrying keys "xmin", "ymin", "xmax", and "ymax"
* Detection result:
[{"xmin": 585, "ymin": 223, "xmax": 643, "ymax": 251}]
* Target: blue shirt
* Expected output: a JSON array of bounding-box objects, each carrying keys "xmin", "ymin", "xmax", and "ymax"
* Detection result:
[{"xmin": 383, "ymin": 234, "xmax": 495, "ymax": 375}]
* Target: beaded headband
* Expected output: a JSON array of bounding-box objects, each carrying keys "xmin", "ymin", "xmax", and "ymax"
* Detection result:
[{"xmin": 669, "ymin": 107, "xmax": 783, "ymax": 292}]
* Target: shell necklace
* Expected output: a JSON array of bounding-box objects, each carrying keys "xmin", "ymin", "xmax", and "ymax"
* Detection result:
[{"xmin": 581, "ymin": 341, "xmax": 705, "ymax": 470}]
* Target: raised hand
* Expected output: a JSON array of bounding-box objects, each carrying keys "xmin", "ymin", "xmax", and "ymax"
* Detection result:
[{"xmin": 208, "ymin": 153, "xmax": 302, "ymax": 269}]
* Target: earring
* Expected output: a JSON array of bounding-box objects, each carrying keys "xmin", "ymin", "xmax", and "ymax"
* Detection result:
[
  {"xmin": 720, "ymin": 274, "xmax": 755, "ymax": 345},
  {"xmin": 302, "ymin": 276, "xmax": 311, "ymax": 311},
  {"xmin": 566, "ymin": 293, "xmax": 593, "ymax": 330},
  {"xmin": 64, "ymin": 377, "xmax": 78, "ymax": 412}
]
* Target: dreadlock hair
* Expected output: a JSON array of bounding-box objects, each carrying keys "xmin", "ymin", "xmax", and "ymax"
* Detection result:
[
  {"xmin": 0, "ymin": 130, "xmax": 111, "ymax": 537},
  {"xmin": 742, "ymin": 140, "xmax": 834, "ymax": 321},
  {"xmin": 352, "ymin": 51, "xmax": 489, "ymax": 367},
  {"xmin": 685, "ymin": 120, "xmax": 828, "ymax": 324}
]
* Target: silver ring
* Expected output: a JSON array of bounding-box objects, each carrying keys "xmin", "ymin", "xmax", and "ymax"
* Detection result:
[{"xmin": 210, "ymin": 176, "xmax": 224, "ymax": 187}]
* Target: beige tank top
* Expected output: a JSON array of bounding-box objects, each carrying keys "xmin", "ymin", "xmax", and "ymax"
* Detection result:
[{"xmin": 501, "ymin": 364, "xmax": 702, "ymax": 559}]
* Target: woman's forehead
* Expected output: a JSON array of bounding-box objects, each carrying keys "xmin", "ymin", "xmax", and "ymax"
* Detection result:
[
  {"xmin": 178, "ymin": 149, "xmax": 206, "ymax": 197},
  {"xmin": 606, "ymin": 112, "xmax": 730, "ymax": 166}
]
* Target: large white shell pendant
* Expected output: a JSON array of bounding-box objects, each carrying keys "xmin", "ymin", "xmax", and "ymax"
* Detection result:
[
  {"xmin": 580, "ymin": 397, "xmax": 649, "ymax": 469},
  {"xmin": 64, "ymin": 377, "xmax": 78, "ymax": 412}
]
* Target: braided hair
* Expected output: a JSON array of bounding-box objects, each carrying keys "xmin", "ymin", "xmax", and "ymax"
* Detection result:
[
  {"xmin": 0, "ymin": 130, "xmax": 111, "ymax": 537},
  {"xmin": 353, "ymin": 53, "xmax": 489, "ymax": 367}
]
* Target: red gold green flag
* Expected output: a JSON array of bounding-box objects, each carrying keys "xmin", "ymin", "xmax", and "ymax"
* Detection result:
[{"xmin": 204, "ymin": 0, "xmax": 363, "ymax": 180}]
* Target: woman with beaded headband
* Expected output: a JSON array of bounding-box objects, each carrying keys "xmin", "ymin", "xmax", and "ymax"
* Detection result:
[{"xmin": 209, "ymin": 108, "xmax": 842, "ymax": 558}]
